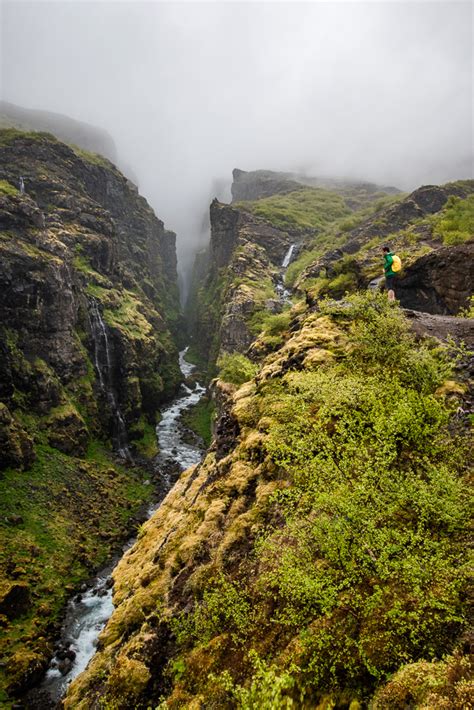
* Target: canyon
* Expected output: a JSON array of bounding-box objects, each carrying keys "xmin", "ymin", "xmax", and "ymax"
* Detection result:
[{"xmin": 0, "ymin": 133, "xmax": 472, "ymax": 709}]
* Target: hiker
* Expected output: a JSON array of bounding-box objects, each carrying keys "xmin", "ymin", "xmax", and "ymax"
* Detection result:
[
  {"xmin": 19, "ymin": 176, "xmax": 25, "ymax": 194},
  {"xmin": 383, "ymin": 246, "xmax": 396, "ymax": 301}
]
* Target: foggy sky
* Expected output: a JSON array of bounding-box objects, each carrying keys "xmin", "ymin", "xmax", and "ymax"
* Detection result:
[{"xmin": 1, "ymin": 1, "xmax": 472, "ymax": 281}]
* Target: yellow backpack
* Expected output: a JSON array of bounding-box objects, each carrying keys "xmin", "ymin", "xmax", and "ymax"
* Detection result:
[{"xmin": 391, "ymin": 254, "xmax": 402, "ymax": 272}]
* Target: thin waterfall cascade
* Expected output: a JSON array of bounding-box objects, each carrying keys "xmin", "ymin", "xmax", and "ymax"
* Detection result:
[
  {"xmin": 281, "ymin": 243, "xmax": 296, "ymax": 269},
  {"xmin": 88, "ymin": 299, "xmax": 132, "ymax": 461},
  {"xmin": 276, "ymin": 243, "xmax": 297, "ymax": 302}
]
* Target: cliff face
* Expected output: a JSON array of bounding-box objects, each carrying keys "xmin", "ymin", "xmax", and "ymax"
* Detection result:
[
  {"xmin": 0, "ymin": 129, "xmax": 181, "ymax": 700},
  {"xmin": 65, "ymin": 170, "xmax": 473, "ymax": 710},
  {"xmin": 0, "ymin": 130, "xmax": 181, "ymax": 463},
  {"xmin": 188, "ymin": 199, "xmax": 292, "ymax": 372},
  {"xmin": 65, "ymin": 294, "xmax": 472, "ymax": 710}
]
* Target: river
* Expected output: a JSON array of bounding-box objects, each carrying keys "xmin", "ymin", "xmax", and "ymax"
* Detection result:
[{"xmin": 25, "ymin": 348, "xmax": 205, "ymax": 707}]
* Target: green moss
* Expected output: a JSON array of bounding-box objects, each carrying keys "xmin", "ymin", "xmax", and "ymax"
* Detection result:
[
  {"xmin": 181, "ymin": 396, "xmax": 215, "ymax": 447},
  {"xmin": 0, "ymin": 180, "xmax": 19, "ymax": 197},
  {"xmin": 217, "ymin": 352, "xmax": 259, "ymax": 386},
  {"xmin": 0, "ymin": 128, "xmax": 59, "ymax": 146},
  {"xmin": 104, "ymin": 291, "xmax": 153, "ymax": 340},
  {"xmin": 69, "ymin": 144, "xmax": 112, "ymax": 169},
  {"xmin": 129, "ymin": 416, "xmax": 159, "ymax": 458}
]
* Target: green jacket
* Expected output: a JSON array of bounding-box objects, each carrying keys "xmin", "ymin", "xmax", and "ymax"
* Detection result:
[{"xmin": 383, "ymin": 252, "xmax": 396, "ymax": 277}]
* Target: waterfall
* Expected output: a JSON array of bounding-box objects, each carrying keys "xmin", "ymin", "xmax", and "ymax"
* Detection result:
[
  {"xmin": 276, "ymin": 243, "xmax": 297, "ymax": 302},
  {"xmin": 88, "ymin": 300, "xmax": 132, "ymax": 461},
  {"xmin": 282, "ymin": 243, "xmax": 296, "ymax": 269}
]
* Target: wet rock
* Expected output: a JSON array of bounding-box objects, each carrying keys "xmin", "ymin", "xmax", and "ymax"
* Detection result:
[
  {"xmin": 105, "ymin": 577, "xmax": 114, "ymax": 589},
  {"xmin": 57, "ymin": 658, "xmax": 72, "ymax": 675}
]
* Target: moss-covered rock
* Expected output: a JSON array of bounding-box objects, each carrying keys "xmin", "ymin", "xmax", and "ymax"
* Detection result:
[{"xmin": 64, "ymin": 294, "xmax": 472, "ymax": 709}]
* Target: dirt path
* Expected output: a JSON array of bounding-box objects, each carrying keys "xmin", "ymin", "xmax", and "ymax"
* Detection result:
[{"xmin": 403, "ymin": 309, "xmax": 474, "ymax": 348}]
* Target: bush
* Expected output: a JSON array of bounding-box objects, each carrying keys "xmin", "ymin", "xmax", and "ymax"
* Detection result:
[{"xmin": 217, "ymin": 352, "xmax": 258, "ymax": 386}]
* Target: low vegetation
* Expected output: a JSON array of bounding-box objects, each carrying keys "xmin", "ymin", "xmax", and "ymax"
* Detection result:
[
  {"xmin": 236, "ymin": 187, "xmax": 351, "ymax": 234},
  {"xmin": 217, "ymin": 352, "xmax": 259, "ymax": 386},
  {"xmin": 432, "ymin": 194, "xmax": 474, "ymax": 245},
  {"xmin": 65, "ymin": 293, "xmax": 472, "ymax": 709}
]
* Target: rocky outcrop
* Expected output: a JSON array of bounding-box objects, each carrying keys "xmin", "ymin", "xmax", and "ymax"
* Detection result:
[
  {"xmin": 0, "ymin": 130, "xmax": 181, "ymax": 466},
  {"xmin": 0, "ymin": 100, "xmax": 117, "ymax": 163},
  {"xmin": 189, "ymin": 200, "xmax": 291, "ymax": 370},
  {"xmin": 396, "ymin": 242, "xmax": 474, "ymax": 315},
  {"xmin": 64, "ymin": 295, "xmax": 472, "ymax": 710}
]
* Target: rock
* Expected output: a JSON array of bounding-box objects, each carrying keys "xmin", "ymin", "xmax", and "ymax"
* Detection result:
[
  {"xmin": 0, "ymin": 582, "xmax": 31, "ymax": 619},
  {"xmin": 46, "ymin": 405, "xmax": 89, "ymax": 456},
  {"xmin": 0, "ymin": 403, "xmax": 35, "ymax": 472},
  {"xmin": 397, "ymin": 242, "xmax": 474, "ymax": 315},
  {"xmin": 6, "ymin": 514, "xmax": 24, "ymax": 525},
  {"xmin": 57, "ymin": 658, "xmax": 73, "ymax": 675}
]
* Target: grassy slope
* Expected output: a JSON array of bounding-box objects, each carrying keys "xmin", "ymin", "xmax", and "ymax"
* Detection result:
[
  {"xmin": 0, "ymin": 441, "xmax": 153, "ymax": 704},
  {"xmin": 64, "ymin": 294, "xmax": 472, "ymax": 709},
  {"xmin": 287, "ymin": 183, "xmax": 474, "ymax": 299}
]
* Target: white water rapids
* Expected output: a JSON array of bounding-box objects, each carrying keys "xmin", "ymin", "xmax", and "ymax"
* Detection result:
[{"xmin": 34, "ymin": 348, "xmax": 205, "ymax": 705}]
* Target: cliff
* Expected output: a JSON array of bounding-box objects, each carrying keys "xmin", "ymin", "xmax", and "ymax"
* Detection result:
[
  {"xmin": 67, "ymin": 171, "xmax": 473, "ymax": 709},
  {"xmin": 231, "ymin": 168, "xmax": 400, "ymax": 205},
  {"xmin": 65, "ymin": 293, "xmax": 472, "ymax": 710},
  {"xmin": 0, "ymin": 129, "xmax": 181, "ymax": 701},
  {"xmin": 0, "ymin": 100, "xmax": 117, "ymax": 163}
]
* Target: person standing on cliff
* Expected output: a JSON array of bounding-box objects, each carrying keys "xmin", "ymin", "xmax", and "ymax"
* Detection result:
[{"xmin": 383, "ymin": 246, "xmax": 396, "ymax": 302}]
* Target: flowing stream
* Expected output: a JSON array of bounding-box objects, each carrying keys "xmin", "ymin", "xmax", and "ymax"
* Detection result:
[{"xmin": 29, "ymin": 348, "xmax": 205, "ymax": 707}]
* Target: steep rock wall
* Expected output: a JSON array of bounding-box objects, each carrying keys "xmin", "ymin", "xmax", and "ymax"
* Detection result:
[
  {"xmin": 188, "ymin": 200, "xmax": 291, "ymax": 372},
  {"xmin": 0, "ymin": 129, "xmax": 181, "ymax": 700}
]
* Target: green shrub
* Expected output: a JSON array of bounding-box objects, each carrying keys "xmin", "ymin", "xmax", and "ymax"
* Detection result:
[
  {"xmin": 173, "ymin": 574, "xmax": 252, "ymax": 646},
  {"xmin": 217, "ymin": 352, "xmax": 258, "ymax": 386},
  {"xmin": 214, "ymin": 651, "xmax": 299, "ymax": 709},
  {"xmin": 433, "ymin": 194, "xmax": 474, "ymax": 245}
]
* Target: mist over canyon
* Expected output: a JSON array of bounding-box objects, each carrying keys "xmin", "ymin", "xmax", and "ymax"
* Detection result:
[
  {"xmin": 1, "ymin": 0, "xmax": 472, "ymax": 285},
  {"xmin": 0, "ymin": 2, "xmax": 472, "ymax": 709}
]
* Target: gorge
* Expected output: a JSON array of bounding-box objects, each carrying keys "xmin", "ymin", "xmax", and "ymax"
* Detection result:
[{"xmin": 0, "ymin": 131, "xmax": 473, "ymax": 710}]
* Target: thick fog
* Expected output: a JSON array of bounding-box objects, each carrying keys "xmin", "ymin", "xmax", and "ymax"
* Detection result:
[{"xmin": 1, "ymin": 0, "xmax": 472, "ymax": 284}]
